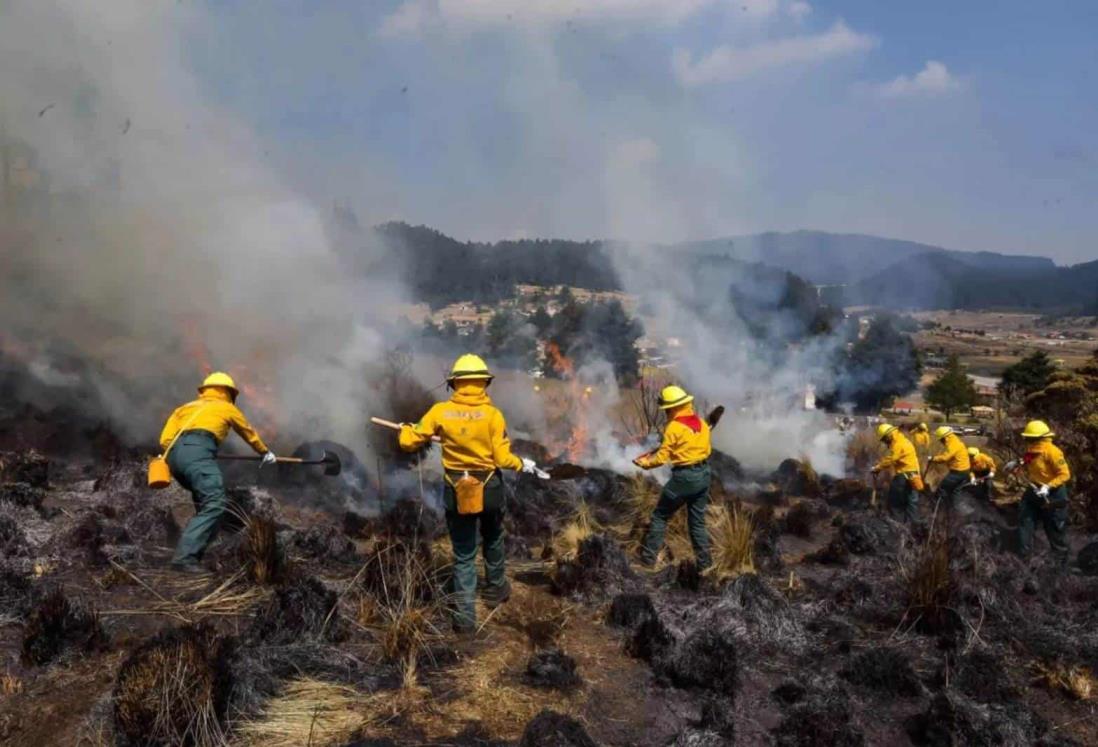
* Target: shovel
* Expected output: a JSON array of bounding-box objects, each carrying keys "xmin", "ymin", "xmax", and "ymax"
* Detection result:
[
  {"xmin": 370, "ymin": 417, "xmax": 441, "ymax": 443},
  {"xmin": 217, "ymin": 450, "xmax": 342, "ymax": 476}
]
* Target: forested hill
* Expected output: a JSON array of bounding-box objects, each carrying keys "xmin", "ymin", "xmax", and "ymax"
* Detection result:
[{"xmin": 355, "ymin": 221, "xmax": 1093, "ymax": 314}]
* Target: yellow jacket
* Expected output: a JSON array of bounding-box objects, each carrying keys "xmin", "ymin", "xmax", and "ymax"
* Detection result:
[
  {"xmin": 637, "ymin": 407, "xmax": 712, "ymax": 469},
  {"xmin": 913, "ymin": 431, "xmax": 931, "ymax": 450},
  {"xmin": 159, "ymin": 388, "xmax": 269, "ymax": 454},
  {"xmin": 874, "ymin": 432, "xmax": 919, "ymax": 474},
  {"xmin": 971, "ymin": 453, "xmax": 996, "ymax": 476},
  {"xmin": 931, "ymin": 433, "xmax": 970, "ymax": 471},
  {"xmin": 399, "ymin": 384, "xmax": 523, "ymax": 473},
  {"xmin": 1024, "ymin": 440, "xmax": 1071, "ymax": 488}
]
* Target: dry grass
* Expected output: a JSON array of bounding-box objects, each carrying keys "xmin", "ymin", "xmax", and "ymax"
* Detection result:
[
  {"xmin": 550, "ymin": 501, "xmax": 601, "ymax": 560},
  {"xmin": 614, "ymin": 473, "xmax": 661, "ymax": 556},
  {"xmin": 114, "ymin": 624, "xmax": 231, "ymax": 747},
  {"xmin": 1033, "ymin": 662, "xmax": 1096, "ymax": 701},
  {"xmin": 847, "ymin": 428, "xmax": 881, "ymax": 474},
  {"xmin": 101, "ymin": 565, "xmax": 270, "ymax": 623},
  {"xmin": 1, "ymin": 672, "xmax": 22, "ymax": 695},
  {"xmin": 901, "ymin": 529, "xmax": 955, "ymax": 634},
  {"xmin": 496, "ymin": 592, "xmax": 575, "ymax": 650},
  {"xmin": 235, "ymin": 678, "xmax": 377, "ymax": 747},
  {"xmin": 241, "ymin": 515, "xmax": 283, "ymax": 585},
  {"xmin": 705, "ymin": 504, "xmax": 755, "ymax": 581}
]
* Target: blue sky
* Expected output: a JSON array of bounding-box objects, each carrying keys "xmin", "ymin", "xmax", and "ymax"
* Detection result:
[{"xmin": 186, "ymin": 0, "xmax": 1097, "ymax": 263}]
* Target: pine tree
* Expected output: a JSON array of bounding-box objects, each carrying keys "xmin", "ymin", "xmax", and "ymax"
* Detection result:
[{"xmin": 926, "ymin": 355, "xmax": 977, "ymax": 419}]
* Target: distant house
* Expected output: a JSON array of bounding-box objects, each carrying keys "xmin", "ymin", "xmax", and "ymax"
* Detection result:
[
  {"xmin": 971, "ymin": 405, "xmax": 996, "ymax": 418},
  {"xmin": 891, "ymin": 401, "xmax": 916, "ymax": 414}
]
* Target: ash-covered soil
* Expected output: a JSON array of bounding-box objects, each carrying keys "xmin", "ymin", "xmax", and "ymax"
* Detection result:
[{"xmin": 2, "ymin": 441, "xmax": 1097, "ymax": 746}]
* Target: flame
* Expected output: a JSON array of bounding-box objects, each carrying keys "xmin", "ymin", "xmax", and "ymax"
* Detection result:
[{"xmin": 544, "ymin": 342, "xmax": 589, "ymax": 462}]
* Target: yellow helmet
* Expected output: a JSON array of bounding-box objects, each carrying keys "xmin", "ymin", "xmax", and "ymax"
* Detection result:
[
  {"xmin": 658, "ymin": 385, "xmax": 693, "ymax": 410},
  {"xmin": 917, "ymin": 422, "xmax": 929, "ymax": 432},
  {"xmin": 934, "ymin": 426, "xmax": 954, "ymax": 440},
  {"xmin": 876, "ymin": 423, "xmax": 897, "ymax": 441},
  {"xmin": 967, "ymin": 447, "xmax": 980, "ymax": 458},
  {"xmin": 448, "ymin": 354, "xmax": 493, "ymax": 382},
  {"xmin": 198, "ymin": 371, "xmax": 238, "ymax": 396},
  {"xmin": 1021, "ymin": 420, "xmax": 1054, "ymax": 439}
]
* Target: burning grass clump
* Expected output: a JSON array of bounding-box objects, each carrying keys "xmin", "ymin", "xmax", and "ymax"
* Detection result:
[
  {"xmin": 824, "ymin": 478, "xmax": 873, "ymax": 508},
  {"xmin": 902, "ymin": 529, "xmax": 959, "ymax": 635},
  {"xmin": 839, "ymin": 516, "xmax": 899, "ymax": 556},
  {"xmin": 524, "ymin": 648, "xmax": 581, "ymax": 690},
  {"xmin": 0, "ymin": 514, "xmax": 30, "ymax": 558},
  {"xmin": 240, "ymin": 515, "xmax": 286, "ymax": 585},
  {"xmin": 608, "ymin": 592, "xmax": 657, "ymax": 630},
  {"xmin": 840, "ymin": 646, "xmax": 923, "ymax": 697},
  {"xmin": 20, "ymin": 586, "xmax": 107, "ymax": 666},
  {"xmin": 113, "ymin": 623, "xmax": 233, "ymax": 747},
  {"xmin": 517, "ymin": 709, "xmax": 598, "ymax": 747},
  {"xmin": 0, "ymin": 449, "xmax": 49, "ymax": 487},
  {"xmin": 248, "ymin": 575, "xmax": 342, "ymax": 646},
  {"xmin": 366, "ymin": 351, "xmax": 437, "ymax": 468},
  {"xmin": 551, "ymin": 533, "xmax": 640, "ymax": 601}
]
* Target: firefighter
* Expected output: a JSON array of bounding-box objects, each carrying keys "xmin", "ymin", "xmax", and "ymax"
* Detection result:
[
  {"xmin": 928, "ymin": 425, "xmax": 971, "ymax": 509},
  {"xmin": 634, "ymin": 386, "xmax": 712, "ymax": 569},
  {"xmin": 399, "ymin": 354, "xmax": 540, "ymax": 633},
  {"xmin": 912, "ymin": 422, "xmax": 932, "ymax": 467},
  {"xmin": 159, "ymin": 372, "xmax": 276, "ymax": 572},
  {"xmin": 1005, "ymin": 420, "xmax": 1071, "ymax": 566},
  {"xmin": 967, "ymin": 447, "xmax": 996, "ymax": 502},
  {"xmin": 871, "ymin": 424, "xmax": 921, "ymax": 523}
]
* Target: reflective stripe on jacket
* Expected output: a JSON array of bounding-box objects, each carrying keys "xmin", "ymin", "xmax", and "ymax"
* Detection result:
[
  {"xmin": 159, "ymin": 388, "xmax": 268, "ymax": 454},
  {"xmin": 399, "ymin": 383, "xmax": 523, "ymax": 472}
]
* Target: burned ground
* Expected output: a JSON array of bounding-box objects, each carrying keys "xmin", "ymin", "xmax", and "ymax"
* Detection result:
[{"xmin": 1, "ymin": 426, "xmax": 1097, "ymax": 746}]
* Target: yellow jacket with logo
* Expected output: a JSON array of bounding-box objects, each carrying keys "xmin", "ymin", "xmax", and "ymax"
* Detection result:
[
  {"xmin": 159, "ymin": 388, "xmax": 268, "ymax": 454},
  {"xmin": 1024, "ymin": 440, "xmax": 1071, "ymax": 488},
  {"xmin": 971, "ymin": 452, "xmax": 996, "ymax": 476},
  {"xmin": 637, "ymin": 408, "xmax": 712, "ymax": 468},
  {"xmin": 399, "ymin": 384, "xmax": 523, "ymax": 472},
  {"xmin": 931, "ymin": 433, "xmax": 970, "ymax": 471},
  {"xmin": 913, "ymin": 431, "xmax": 931, "ymax": 450},
  {"xmin": 874, "ymin": 432, "xmax": 919, "ymax": 474}
]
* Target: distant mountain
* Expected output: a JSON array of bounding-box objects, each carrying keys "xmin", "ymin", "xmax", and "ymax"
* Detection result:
[
  {"xmin": 678, "ymin": 230, "xmax": 1056, "ymax": 286},
  {"xmin": 847, "ymin": 254, "xmax": 1098, "ymax": 312}
]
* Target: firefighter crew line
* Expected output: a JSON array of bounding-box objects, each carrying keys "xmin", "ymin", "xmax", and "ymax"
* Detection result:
[{"xmin": 152, "ymin": 357, "xmax": 1076, "ymax": 631}]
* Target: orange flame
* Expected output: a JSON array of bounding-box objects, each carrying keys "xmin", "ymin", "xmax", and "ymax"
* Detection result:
[{"xmin": 544, "ymin": 342, "xmax": 589, "ymax": 461}]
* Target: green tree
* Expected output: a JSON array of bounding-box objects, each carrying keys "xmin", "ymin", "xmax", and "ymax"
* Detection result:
[
  {"xmin": 926, "ymin": 355, "xmax": 977, "ymax": 419},
  {"xmin": 1000, "ymin": 350, "xmax": 1055, "ymax": 402},
  {"xmin": 530, "ymin": 306, "xmax": 553, "ymax": 335},
  {"xmin": 486, "ymin": 309, "xmax": 537, "ymax": 369},
  {"xmin": 827, "ymin": 315, "xmax": 921, "ymax": 411}
]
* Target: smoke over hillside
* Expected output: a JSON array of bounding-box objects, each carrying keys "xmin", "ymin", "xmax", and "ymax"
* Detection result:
[{"xmin": 1, "ymin": 2, "xmax": 404, "ymax": 450}]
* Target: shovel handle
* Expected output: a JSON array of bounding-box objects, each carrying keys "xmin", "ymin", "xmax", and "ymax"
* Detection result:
[
  {"xmin": 371, "ymin": 416, "xmax": 442, "ymax": 443},
  {"xmin": 216, "ymin": 455, "xmax": 322, "ymax": 465}
]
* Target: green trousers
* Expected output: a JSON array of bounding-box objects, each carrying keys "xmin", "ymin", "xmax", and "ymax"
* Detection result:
[
  {"xmin": 444, "ymin": 472, "xmax": 506, "ymax": 631},
  {"xmin": 1018, "ymin": 485, "xmax": 1069, "ymax": 566},
  {"xmin": 935, "ymin": 470, "xmax": 970, "ymax": 509},
  {"xmin": 642, "ymin": 463, "xmax": 712, "ymax": 568},
  {"xmin": 168, "ymin": 430, "xmax": 227, "ymax": 565},
  {"xmin": 887, "ymin": 474, "xmax": 919, "ymax": 523}
]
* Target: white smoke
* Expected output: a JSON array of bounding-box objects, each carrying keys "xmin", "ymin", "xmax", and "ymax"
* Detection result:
[{"xmin": 0, "ymin": 1, "xmax": 403, "ymax": 451}]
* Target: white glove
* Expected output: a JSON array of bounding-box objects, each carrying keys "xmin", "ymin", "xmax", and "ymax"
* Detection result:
[
  {"xmin": 261, "ymin": 451, "xmax": 278, "ymax": 468},
  {"xmin": 968, "ymin": 477, "xmax": 978, "ymax": 487},
  {"xmin": 1036, "ymin": 484, "xmax": 1050, "ymax": 499},
  {"xmin": 987, "ymin": 471, "xmax": 995, "ymax": 480},
  {"xmin": 1004, "ymin": 460, "xmax": 1018, "ymax": 472},
  {"xmin": 521, "ymin": 458, "xmax": 538, "ymax": 474}
]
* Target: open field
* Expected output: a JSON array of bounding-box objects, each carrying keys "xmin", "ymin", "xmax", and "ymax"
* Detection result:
[{"xmin": 911, "ymin": 310, "xmax": 1098, "ymax": 377}]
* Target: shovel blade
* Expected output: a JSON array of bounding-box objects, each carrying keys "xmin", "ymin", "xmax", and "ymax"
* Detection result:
[{"xmin": 320, "ymin": 450, "xmax": 342, "ymax": 476}]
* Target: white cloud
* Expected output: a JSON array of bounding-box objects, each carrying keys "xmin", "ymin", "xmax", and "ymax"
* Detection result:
[
  {"xmin": 876, "ymin": 60, "xmax": 962, "ymax": 98},
  {"xmin": 381, "ymin": 0, "xmax": 784, "ymax": 34},
  {"xmin": 788, "ymin": 1, "xmax": 812, "ymax": 22},
  {"xmin": 673, "ymin": 21, "xmax": 876, "ymax": 86}
]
